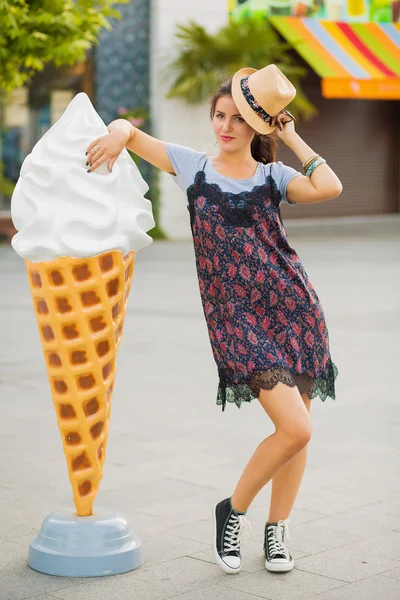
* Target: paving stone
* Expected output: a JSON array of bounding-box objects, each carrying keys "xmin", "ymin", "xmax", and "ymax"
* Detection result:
[
  {"xmin": 308, "ymin": 506, "xmax": 400, "ymax": 538},
  {"xmin": 288, "ymin": 520, "xmax": 364, "ymax": 555},
  {"xmin": 0, "ymin": 541, "xmax": 87, "ymax": 600},
  {"xmin": 306, "ymin": 574, "xmax": 400, "ymax": 600},
  {"xmin": 384, "ymin": 566, "xmax": 400, "ymax": 580},
  {"xmin": 133, "ymin": 556, "xmax": 225, "ymax": 594},
  {"xmin": 338, "ymin": 531, "xmax": 400, "ymax": 562},
  {"xmin": 140, "ymin": 532, "xmax": 209, "ymax": 566},
  {"xmin": 163, "ymin": 518, "xmax": 214, "ymax": 545},
  {"xmin": 363, "ymin": 496, "xmax": 400, "ymax": 519},
  {"xmin": 49, "ymin": 576, "xmax": 176, "ymax": 600},
  {"xmin": 226, "ymin": 568, "xmax": 344, "ymax": 599},
  {"xmin": 10, "ymin": 596, "xmax": 64, "ymax": 600},
  {"xmin": 169, "ymin": 584, "xmax": 274, "ymax": 600},
  {"xmin": 295, "ymin": 544, "xmax": 400, "ymax": 583}
]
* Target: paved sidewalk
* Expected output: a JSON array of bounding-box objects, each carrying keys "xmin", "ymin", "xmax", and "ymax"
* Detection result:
[{"xmin": 1, "ymin": 224, "xmax": 400, "ymax": 600}]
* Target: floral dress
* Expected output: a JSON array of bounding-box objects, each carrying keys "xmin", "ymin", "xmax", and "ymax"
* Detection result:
[{"xmin": 166, "ymin": 143, "xmax": 338, "ymax": 411}]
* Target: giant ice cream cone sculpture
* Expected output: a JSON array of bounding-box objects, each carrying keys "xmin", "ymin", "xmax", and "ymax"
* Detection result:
[{"xmin": 11, "ymin": 93, "xmax": 155, "ymax": 558}]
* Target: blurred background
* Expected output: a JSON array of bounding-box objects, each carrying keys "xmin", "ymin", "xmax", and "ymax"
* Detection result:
[{"xmin": 0, "ymin": 0, "xmax": 399, "ymax": 240}]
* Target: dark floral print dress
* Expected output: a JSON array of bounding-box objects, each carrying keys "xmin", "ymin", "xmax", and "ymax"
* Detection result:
[{"xmin": 166, "ymin": 143, "xmax": 338, "ymax": 411}]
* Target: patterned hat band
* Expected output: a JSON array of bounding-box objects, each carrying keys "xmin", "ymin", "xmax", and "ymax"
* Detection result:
[{"xmin": 240, "ymin": 77, "xmax": 274, "ymax": 126}]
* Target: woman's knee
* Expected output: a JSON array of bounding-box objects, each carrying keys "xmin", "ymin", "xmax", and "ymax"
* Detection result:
[
  {"xmin": 277, "ymin": 417, "xmax": 312, "ymax": 454},
  {"xmin": 258, "ymin": 383, "xmax": 313, "ymax": 453}
]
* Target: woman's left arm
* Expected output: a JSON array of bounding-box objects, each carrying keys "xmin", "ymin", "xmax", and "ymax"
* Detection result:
[{"xmin": 275, "ymin": 115, "xmax": 343, "ymax": 205}]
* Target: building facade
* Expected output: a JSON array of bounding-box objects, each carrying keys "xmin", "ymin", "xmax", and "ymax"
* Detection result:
[
  {"xmin": 151, "ymin": 0, "xmax": 399, "ymax": 236},
  {"xmin": 150, "ymin": 0, "xmax": 229, "ymax": 239},
  {"xmin": 2, "ymin": 0, "xmax": 399, "ymax": 236}
]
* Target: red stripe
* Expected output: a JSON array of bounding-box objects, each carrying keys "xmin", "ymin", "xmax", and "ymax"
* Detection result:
[{"xmin": 337, "ymin": 23, "xmax": 396, "ymax": 78}]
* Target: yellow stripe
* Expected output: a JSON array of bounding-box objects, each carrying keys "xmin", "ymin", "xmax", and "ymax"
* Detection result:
[
  {"xmin": 323, "ymin": 22, "xmax": 385, "ymax": 79},
  {"xmin": 287, "ymin": 18, "xmax": 350, "ymax": 77},
  {"xmin": 228, "ymin": 0, "xmax": 236, "ymax": 13},
  {"xmin": 364, "ymin": 24, "xmax": 400, "ymax": 75}
]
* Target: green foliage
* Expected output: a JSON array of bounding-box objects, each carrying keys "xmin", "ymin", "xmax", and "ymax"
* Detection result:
[
  {"xmin": 166, "ymin": 16, "xmax": 317, "ymax": 121},
  {"xmin": 148, "ymin": 223, "xmax": 167, "ymax": 241},
  {"xmin": 0, "ymin": 0, "xmax": 128, "ymax": 91},
  {"xmin": 146, "ymin": 168, "xmax": 166, "ymax": 240},
  {"xmin": 117, "ymin": 106, "xmax": 149, "ymax": 173},
  {"xmin": 117, "ymin": 106, "xmax": 148, "ymax": 128},
  {"xmin": 0, "ymin": 161, "xmax": 15, "ymax": 198}
]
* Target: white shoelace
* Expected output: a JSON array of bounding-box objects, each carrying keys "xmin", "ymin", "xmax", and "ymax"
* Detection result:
[
  {"xmin": 224, "ymin": 513, "xmax": 252, "ymax": 552},
  {"xmin": 267, "ymin": 519, "xmax": 291, "ymax": 559}
]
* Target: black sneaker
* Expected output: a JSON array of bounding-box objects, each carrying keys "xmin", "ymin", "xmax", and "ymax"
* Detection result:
[
  {"xmin": 264, "ymin": 519, "xmax": 294, "ymax": 572},
  {"xmin": 213, "ymin": 498, "xmax": 250, "ymax": 574}
]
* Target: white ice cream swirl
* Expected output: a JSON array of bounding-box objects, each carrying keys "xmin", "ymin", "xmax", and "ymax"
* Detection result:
[{"xmin": 11, "ymin": 93, "xmax": 155, "ymax": 262}]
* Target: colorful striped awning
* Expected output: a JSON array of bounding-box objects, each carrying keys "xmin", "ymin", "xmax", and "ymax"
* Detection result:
[{"xmin": 270, "ymin": 17, "xmax": 400, "ymax": 100}]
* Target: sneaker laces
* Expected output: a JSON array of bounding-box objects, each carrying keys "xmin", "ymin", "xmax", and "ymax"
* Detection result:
[
  {"xmin": 267, "ymin": 519, "xmax": 291, "ymax": 559},
  {"xmin": 277, "ymin": 519, "xmax": 290, "ymax": 545},
  {"xmin": 224, "ymin": 513, "xmax": 252, "ymax": 552}
]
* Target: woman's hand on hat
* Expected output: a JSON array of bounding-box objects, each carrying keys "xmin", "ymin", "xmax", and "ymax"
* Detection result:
[
  {"xmin": 273, "ymin": 110, "xmax": 296, "ymax": 142},
  {"xmin": 86, "ymin": 129, "xmax": 131, "ymax": 173}
]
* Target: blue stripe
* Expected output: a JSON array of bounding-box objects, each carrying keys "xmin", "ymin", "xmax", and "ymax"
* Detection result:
[
  {"xmin": 302, "ymin": 18, "xmax": 370, "ymax": 79},
  {"xmin": 380, "ymin": 24, "xmax": 400, "ymax": 48}
]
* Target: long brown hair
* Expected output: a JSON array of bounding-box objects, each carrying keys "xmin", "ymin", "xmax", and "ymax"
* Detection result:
[{"xmin": 209, "ymin": 77, "xmax": 277, "ymax": 164}]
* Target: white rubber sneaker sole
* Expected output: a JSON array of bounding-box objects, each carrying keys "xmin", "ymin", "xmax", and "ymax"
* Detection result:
[
  {"xmin": 213, "ymin": 503, "xmax": 242, "ymax": 574},
  {"xmin": 265, "ymin": 558, "xmax": 294, "ymax": 572}
]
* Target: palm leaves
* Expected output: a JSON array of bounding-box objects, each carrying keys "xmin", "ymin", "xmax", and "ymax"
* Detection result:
[{"xmin": 166, "ymin": 16, "xmax": 317, "ymax": 121}]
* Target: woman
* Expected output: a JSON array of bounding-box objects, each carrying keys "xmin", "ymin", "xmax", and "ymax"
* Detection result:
[{"xmin": 86, "ymin": 64, "xmax": 342, "ymax": 575}]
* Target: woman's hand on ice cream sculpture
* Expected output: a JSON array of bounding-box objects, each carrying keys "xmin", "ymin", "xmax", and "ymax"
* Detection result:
[
  {"xmin": 87, "ymin": 118, "xmax": 175, "ymax": 176},
  {"xmin": 87, "ymin": 119, "xmax": 135, "ymax": 173}
]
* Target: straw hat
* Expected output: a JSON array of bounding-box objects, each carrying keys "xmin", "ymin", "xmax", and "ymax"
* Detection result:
[{"xmin": 231, "ymin": 64, "xmax": 296, "ymax": 135}]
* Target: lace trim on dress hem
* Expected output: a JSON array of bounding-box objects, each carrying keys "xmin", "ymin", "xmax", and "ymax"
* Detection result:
[{"xmin": 217, "ymin": 360, "xmax": 338, "ymax": 411}]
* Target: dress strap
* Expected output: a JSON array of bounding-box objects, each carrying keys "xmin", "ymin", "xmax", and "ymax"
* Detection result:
[{"xmin": 263, "ymin": 162, "xmax": 269, "ymax": 184}]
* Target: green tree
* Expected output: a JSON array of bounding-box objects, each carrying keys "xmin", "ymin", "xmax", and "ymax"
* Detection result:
[
  {"xmin": 0, "ymin": 0, "xmax": 127, "ymax": 92},
  {"xmin": 0, "ymin": 0, "xmax": 127, "ymax": 205},
  {"xmin": 166, "ymin": 16, "xmax": 316, "ymax": 120}
]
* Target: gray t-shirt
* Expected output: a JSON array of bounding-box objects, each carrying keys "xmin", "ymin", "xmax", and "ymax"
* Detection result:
[{"xmin": 165, "ymin": 142, "xmax": 301, "ymax": 206}]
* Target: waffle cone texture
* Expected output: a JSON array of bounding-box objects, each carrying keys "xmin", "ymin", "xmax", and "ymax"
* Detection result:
[{"xmin": 25, "ymin": 250, "xmax": 135, "ymax": 516}]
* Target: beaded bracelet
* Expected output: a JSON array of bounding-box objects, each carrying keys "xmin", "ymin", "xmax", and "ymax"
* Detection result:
[
  {"xmin": 306, "ymin": 158, "xmax": 326, "ymax": 178},
  {"xmin": 304, "ymin": 157, "xmax": 320, "ymax": 172},
  {"xmin": 303, "ymin": 154, "xmax": 318, "ymax": 168},
  {"xmin": 303, "ymin": 154, "xmax": 320, "ymax": 173}
]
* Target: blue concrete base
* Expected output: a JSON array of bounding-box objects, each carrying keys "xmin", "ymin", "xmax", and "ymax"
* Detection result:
[{"xmin": 28, "ymin": 508, "xmax": 144, "ymax": 577}]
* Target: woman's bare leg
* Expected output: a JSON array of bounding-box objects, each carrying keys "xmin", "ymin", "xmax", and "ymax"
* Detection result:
[
  {"xmin": 268, "ymin": 395, "xmax": 311, "ymax": 522},
  {"xmin": 230, "ymin": 385, "xmax": 312, "ymax": 513}
]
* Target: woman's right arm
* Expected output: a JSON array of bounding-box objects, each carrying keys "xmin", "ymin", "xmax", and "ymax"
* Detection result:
[{"xmin": 86, "ymin": 119, "xmax": 175, "ymax": 175}]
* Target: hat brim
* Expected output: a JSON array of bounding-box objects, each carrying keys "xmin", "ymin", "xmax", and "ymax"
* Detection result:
[{"xmin": 231, "ymin": 67, "xmax": 277, "ymax": 135}]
